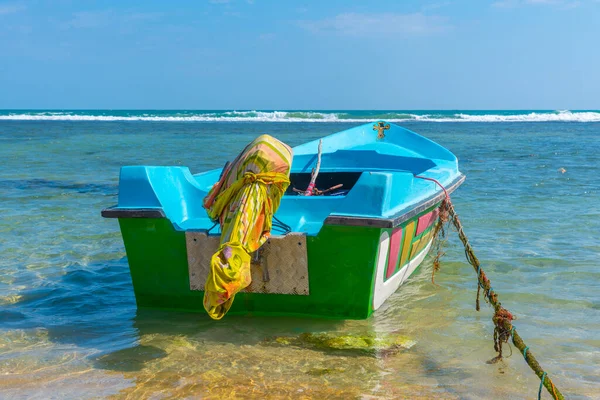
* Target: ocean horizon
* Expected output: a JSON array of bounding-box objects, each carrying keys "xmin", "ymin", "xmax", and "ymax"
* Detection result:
[{"xmin": 1, "ymin": 109, "xmax": 600, "ymax": 123}]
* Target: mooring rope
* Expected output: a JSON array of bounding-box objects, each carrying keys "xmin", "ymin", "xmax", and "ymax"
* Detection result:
[
  {"xmin": 304, "ymin": 139, "xmax": 323, "ymax": 196},
  {"xmin": 414, "ymin": 174, "xmax": 564, "ymax": 400}
]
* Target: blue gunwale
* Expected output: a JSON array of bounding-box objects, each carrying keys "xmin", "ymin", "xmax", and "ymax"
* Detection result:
[{"xmin": 103, "ymin": 121, "xmax": 464, "ymax": 236}]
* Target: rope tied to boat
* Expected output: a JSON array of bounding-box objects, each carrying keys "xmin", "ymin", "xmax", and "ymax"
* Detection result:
[
  {"xmin": 413, "ymin": 174, "xmax": 564, "ymax": 400},
  {"xmin": 304, "ymin": 139, "xmax": 323, "ymax": 196},
  {"xmin": 428, "ymin": 201, "xmax": 448, "ymax": 285}
]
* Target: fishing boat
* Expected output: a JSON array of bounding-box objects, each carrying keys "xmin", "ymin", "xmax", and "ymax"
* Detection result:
[{"xmin": 102, "ymin": 121, "xmax": 464, "ymax": 319}]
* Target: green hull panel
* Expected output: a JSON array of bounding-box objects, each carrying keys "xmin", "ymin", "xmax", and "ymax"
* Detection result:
[{"xmin": 118, "ymin": 204, "xmax": 440, "ymax": 319}]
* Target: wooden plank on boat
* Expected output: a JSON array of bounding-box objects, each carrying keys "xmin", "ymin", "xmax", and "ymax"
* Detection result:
[{"xmin": 186, "ymin": 232, "xmax": 309, "ymax": 295}]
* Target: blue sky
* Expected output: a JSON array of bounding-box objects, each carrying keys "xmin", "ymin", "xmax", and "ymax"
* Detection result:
[{"xmin": 0, "ymin": 0, "xmax": 598, "ymax": 109}]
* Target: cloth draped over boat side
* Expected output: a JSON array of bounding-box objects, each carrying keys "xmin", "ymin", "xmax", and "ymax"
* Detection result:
[{"xmin": 202, "ymin": 134, "xmax": 293, "ymax": 320}]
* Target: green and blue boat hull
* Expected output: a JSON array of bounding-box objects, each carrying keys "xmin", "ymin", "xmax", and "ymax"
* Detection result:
[{"xmin": 102, "ymin": 122, "xmax": 464, "ymax": 319}]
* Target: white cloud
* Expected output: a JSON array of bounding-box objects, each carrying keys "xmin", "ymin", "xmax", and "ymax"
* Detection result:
[
  {"xmin": 258, "ymin": 33, "xmax": 275, "ymax": 40},
  {"xmin": 0, "ymin": 3, "xmax": 25, "ymax": 15},
  {"xmin": 59, "ymin": 10, "xmax": 165, "ymax": 30},
  {"xmin": 298, "ymin": 12, "xmax": 451, "ymax": 37},
  {"xmin": 126, "ymin": 12, "xmax": 164, "ymax": 22},
  {"xmin": 64, "ymin": 10, "xmax": 114, "ymax": 29},
  {"xmin": 493, "ymin": 0, "xmax": 582, "ymax": 7},
  {"xmin": 421, "ymin": 1, "xmax": 452, "ymax": 11}
]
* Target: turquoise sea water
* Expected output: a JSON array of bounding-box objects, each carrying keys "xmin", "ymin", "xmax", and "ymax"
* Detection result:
[
  {"xmin": 0, "ymin": 113, "xmax": 599, "ymax": 399},
  {"xmin": 1, "ymin": 109, "xmax": 600, "ymax": 122}
]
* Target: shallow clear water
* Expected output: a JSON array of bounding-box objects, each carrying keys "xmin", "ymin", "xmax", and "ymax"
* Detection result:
[{"xmin": 0, "ymin": 120, "xmax": 598, "ymax": 399}]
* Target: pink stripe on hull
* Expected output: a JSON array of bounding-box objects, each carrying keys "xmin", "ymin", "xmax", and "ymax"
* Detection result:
[
  {"xmin": 385, "ymin": 228, "xmax": 403, "ymax": 279},
  {"xmin": 416, "ymin": 209, "xmax": 439, "ymax": 236}
]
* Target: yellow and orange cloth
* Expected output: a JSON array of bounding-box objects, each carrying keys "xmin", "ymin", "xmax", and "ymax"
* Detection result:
[{"xmin": 202, "ymin": 135, "xmax": 293, "ymax": 319}]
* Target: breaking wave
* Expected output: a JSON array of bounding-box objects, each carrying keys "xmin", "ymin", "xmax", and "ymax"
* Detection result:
[{"xmin": 1, "ymin": 110, "xmax": 599, "ymax": 122}]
